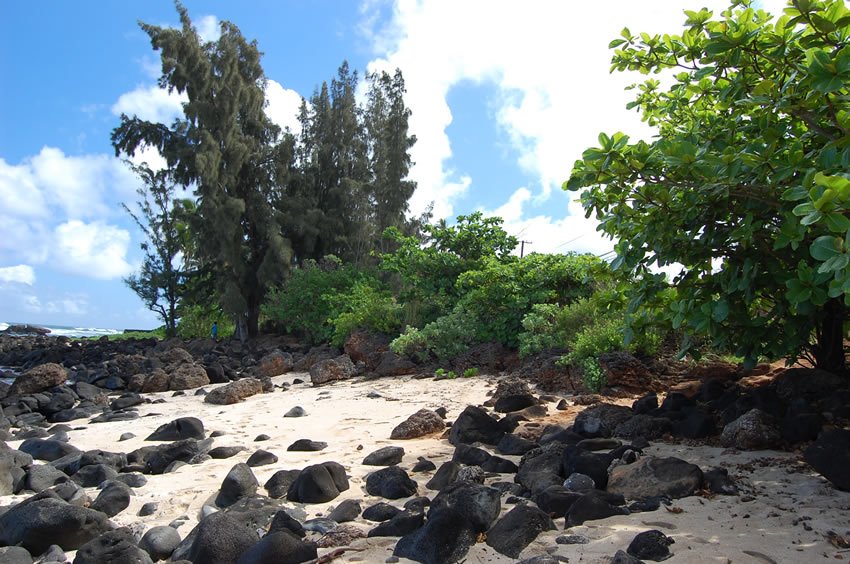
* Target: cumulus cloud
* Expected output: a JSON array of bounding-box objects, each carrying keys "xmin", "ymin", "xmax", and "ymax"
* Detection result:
[
  {"xmin": 111, "ymin": 85, "xmax": 187, "ymax": 123},
  {"xmin": 52, "ymin": 221, "xmax": 134, "ymax": 280},
  {"xmin": 0, "ymin": 157, "xmax": 47, "ymax": 218},
  {"xmin": 0, "ymin": 265, "xmax": 35, "ymax": 286},
  {"xmin": 195, "ymin": 14, "xmax": 221, "ymax": 43},
  {"xmin": 365, "ymin": 0, "xmax": 789, "ymax": 253},
  {"xmin": 20, "ymin": 294, "xmax": 88, "ymax": 316},
  {"xmin": 0, "ymin": 148, "xmax": 139, "ymax": 275},
  {"xmin": 28, "ymin": 147, "xmax": 137, "ymax": 219},
  {"xmin": 265, "ymin": 79, "xmax": 304, "ymax": 133}
]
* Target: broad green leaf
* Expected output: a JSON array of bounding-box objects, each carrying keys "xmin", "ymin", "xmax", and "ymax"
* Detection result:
[{"xmin": 811, "ymin": 235, "xmax": 843, "ymax": 261}]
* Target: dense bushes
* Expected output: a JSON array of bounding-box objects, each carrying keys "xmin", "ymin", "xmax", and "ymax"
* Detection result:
[
  {"xmin": 259, "ymin": 213, "xmax": 667, "ymax": 379},
  {"xmin": 176, "ymin": 304, "xmax": 235, "ymax": 339},
  {"xmin": 262, "ymin": 256, "xmax": 401, "ymax": 346}
]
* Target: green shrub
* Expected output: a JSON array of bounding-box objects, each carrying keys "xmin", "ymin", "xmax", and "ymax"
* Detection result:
[
  {"xmin": 446, "ymin": 370, "xmax": 458, "ymax": 379},
  {"xmin": 262, "ymin": 258, "xmax": 364, "ymax": 344},
  {"xmin": 562, "ymin": 316, "xmax": 625, "ymax": 365},
  {"xmin": 518, "ymin": 303, "xmax": 562, "ymax": 357},
  {"xmin": 579, "ymin": 357, "xmax": 606, "ymax": 392},
  {"xmin": 177, "ymin": 304, "xmax": 235, "ymax": 339},
  {"xmin": 330, "ymin": 282, "xmax": 402, "ymax": 347},
  {"xmin": 456, "ymin": 253, "xmax": 604, "ymax": 348},
  {"xmin": 462, "ymin": 367, "xmax": 479, "ymax": 378},
  {"xmin": 390, "ymin": 307, "xmax": 477, "ymax": 362}
]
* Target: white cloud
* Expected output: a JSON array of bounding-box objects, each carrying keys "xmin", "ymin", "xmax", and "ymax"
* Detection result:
[
  {"xmin": 365, "ymin": 0, "xmax": 773, "ymax": 245},
  {"xmin": 20, "ymin": 294, "xmax": 88, "ymax": 316},
  {"xmin": 29, "ymin": 147, "xmax": 137, "ymax": 219},
  {"xmin": 265, "ymin": 80, "xmax": 304, "ymax": 133},
  {"xmin": 111, "ymin": 84, "xmax": 187, "ymax": 123},
  {"xmin": 481, "ymin": 188, "xmax": 614, "ymax": 257},
  {"xmin": 0, "ymin": 265, "xmax": 35, "ymax": 286},
  {"xmin": 52, "ymin": 220, "xmax": 134, "ymax": 280},
  {"xmin": 0, "ymin": 157, "xmax": 47, "ymax": 218},
  {"xmin": 195, "ymin": 15, "xmax": 221, "ymax": 43}
]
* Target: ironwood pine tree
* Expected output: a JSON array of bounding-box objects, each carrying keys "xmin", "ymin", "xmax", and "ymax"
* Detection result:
[
  {"xmin": 122, "ymin": 164, "xmax": 187, "ymax": 337},
  {"xmin": 112, "ymin": 3, "xmax": 291, "ymax": 338},
  {"xmin": 283, "ymin": 63, "xmax": 417, "ymax": 265}
]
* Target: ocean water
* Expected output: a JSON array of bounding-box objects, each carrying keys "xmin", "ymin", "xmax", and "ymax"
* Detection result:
[{"xmin": 0, "ymin": 321, "xmax": 122, "ymax": 339}]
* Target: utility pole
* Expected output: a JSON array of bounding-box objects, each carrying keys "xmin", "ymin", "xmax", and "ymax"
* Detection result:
[{"xmin": 520, "ymin": 240, "xmax": 532, "ymax": 258}]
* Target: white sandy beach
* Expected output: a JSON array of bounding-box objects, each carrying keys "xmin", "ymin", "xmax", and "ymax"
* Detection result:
[{"xmin": 6, "ymin": 372, "xmax": 850, "ymax": 563}]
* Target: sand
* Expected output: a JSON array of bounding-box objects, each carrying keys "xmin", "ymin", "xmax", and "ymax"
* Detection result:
[{"xmin": 6, "ymin": 372, "xmax": 850, "ymax": 563}]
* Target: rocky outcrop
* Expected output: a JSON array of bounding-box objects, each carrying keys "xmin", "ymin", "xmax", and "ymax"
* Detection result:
[
  {"xmin": 9, "ymin": 363, "xmax": 67, "ymax": 396},
  {"xmin": 205, "ymin": 379, "xmax": 263, "ymax": 405},
  {"xmin": 390, "ymin": 409, "xmax": 445, "ymax": 439},
  {"xmin": 309, "ymin": 355, "xmax": 357, "ymax": 386}
]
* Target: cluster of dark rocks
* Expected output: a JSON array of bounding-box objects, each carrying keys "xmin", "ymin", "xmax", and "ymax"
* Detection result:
[{"xmin": 2, "ymin": 328, "xmax": 850, "ymax": 563}]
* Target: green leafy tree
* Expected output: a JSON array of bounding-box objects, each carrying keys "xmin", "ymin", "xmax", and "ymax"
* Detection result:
[
  {"xmin": 566, "ymin": 0, "xmax": 850, "ymax": 371},
  {"xmin": 456, "ymin": 253, "xmax": 603, "ymax": 347},
  {"xmin": 112, "ymin": 3, "xmax": 291, "ymax": 339},
  {"xmin": 381, "ymin": 212, "xmax": 519, "ymax": 325},
  {"xmin": 122, "ymin": 163, "xmax": 187, "ymax": 337}
]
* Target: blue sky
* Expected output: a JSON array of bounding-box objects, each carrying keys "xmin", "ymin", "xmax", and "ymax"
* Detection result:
[{"xmin": 0, "ymin": 0, "xmax": 786, "ymax": 329}]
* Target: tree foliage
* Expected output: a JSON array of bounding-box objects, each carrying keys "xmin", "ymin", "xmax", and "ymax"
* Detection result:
[
  {"xmin": 566, "ymin": 0, "xmax": 850, "ymax": 371},
  {"xmin": 113, "ymin": 3, "xmax": 291, "ymax": 338},
  {"xmin": 122, "ymin": 163, "xmax": 188, "ymax": 337},
  {"xmin": 281, "ymin": 64, "xmax": 417, "ymax": 265},
  {"xmin": 381, "ymin": 212, "xmax": 519, "ymax": 325}
]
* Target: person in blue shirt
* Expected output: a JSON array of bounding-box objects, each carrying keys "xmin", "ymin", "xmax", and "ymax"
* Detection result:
[{"xmin": 211, "ymin": 321, "xmax": 218, "ymax": 341}]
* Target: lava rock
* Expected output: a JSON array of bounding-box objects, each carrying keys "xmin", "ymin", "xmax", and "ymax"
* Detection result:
[
  {"xmin": 309, "ymin": 355, "xmax": 357, "ymax": 386},
  {"xmin": 628, "ymin": 529, "xmax": 675, "ymax": 561},
  {"xmin": 608, "ymin": 456, "xmax": 703, "ymax": 500},
  {"xmin": 139, "ymin": 525, "xmax": 181, "ymax": 562},
  {"xmin": 287, "ymin": 439, "xmax": 327, "ymax": 452},
  {"xmin": 428, "ymin": 481, "xmax": 501, "ymax": 533},
  {"xmin": 216, "ymin": 463, "xmax": 259, "ymax": 507},
  {"xmin": 720, "ymin": 409, "xmax": 781, "ymax": 450},
  {"xmin": 287, "ymin": 462, "xmax": 349, "ymax": 503},
  {"xmin": 73, "ymin": 528, "xmax": 153, "ymax": 564},
  {"xmin": 265, "ymin": 469, "xmax": 302, "ymax": 499},
  {"xmin": 145, "ymin": 417, "xmax": 205, "ymax": 441},
  {"xmin": 0, "ymin": 496, "xmax": 112, "ymax": 554},
  {"xmin": 394, "ymin": 507, "xmax": 477, "ymax": 564},
  {"xmin": 496, "ymin": 433, "xmax": 538, "ymax": 456},
  {"xmin": 805, "ymin": 429, "xmax": 850, "ymax": 491},
  {"xmin": 485, "ymin": 504, "xmax": 556, "ymax": 558},
  {"xmin": 390, "ymin": 409, "xmax": 445, "ymax": 439},
  {"xmin": 365, "ymin": 466, "xmax": 417, "ymax": 499},
  {"xmin": 448, "ymin": 405, "xmax": 504, "ymax": 445},
  {"xmin": 246, "ymin": 449, "xmax": 278, "ymax": 467},
  {"xmin": 89, "ymin": 482, "xmax": 131, "ymax": 517},
  {"xmin": 363, "ymin": 446, "xmax": 405, "ymax": 466},
  {"xmin": 327, "ymin": 499, "xmax": 361, "ymax": 523},
  {"xmin": 573, "ymin": 403, "xmax": 634, "ymax": 438},
  {"xmin": 183, "ymin": 512, "xmax": 260, "ymax": 564},
  {"xmin": 235, "ymin": 529, "xmax": 317, "ymax": 564}
]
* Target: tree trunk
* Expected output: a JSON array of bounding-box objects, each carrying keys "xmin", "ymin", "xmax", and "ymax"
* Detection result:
[
  {"xmin": 246, "ymin": 304, "xmax": 261, "ymax": 340},
  {"xmin": 814, "ymin": 298, "xmax": 846, "ymax": 374}
]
